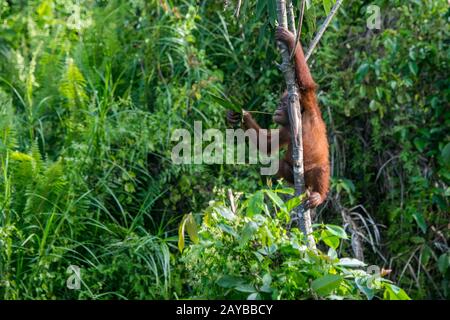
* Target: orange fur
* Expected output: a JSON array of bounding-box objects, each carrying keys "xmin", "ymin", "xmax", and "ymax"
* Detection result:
[{"xmin": 231, "ymin": 27, "xmax": 330, "ymax": 208}]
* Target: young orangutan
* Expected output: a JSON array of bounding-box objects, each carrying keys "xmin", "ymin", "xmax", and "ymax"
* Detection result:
[{"xmin": 227, "ymin": 26, "xmax": 329, "ymax": 208}]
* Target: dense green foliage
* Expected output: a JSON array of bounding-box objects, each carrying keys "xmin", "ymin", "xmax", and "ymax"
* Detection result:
[
  {"xmin": 0, "ymin": 0, "xmax": 448, "ymax": 299},
  {"xmin": 181, "ymin": 187, "xmax": 409, "ymax": 300}
]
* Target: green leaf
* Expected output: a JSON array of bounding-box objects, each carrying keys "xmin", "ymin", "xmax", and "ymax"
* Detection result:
[
  {"xmin": 311, "ymin": 274, "xmax": 343, "ymax": 296},
  {"xmin": 285, "ymin": 196, "xmax": 301, "ymax": 213},
  {"xmin": 410, "ymin": 236, "xmax": 425, "ymax": 244},
  {"xmin": 235, "ymin": 283, "xmax": 256, "ymax": 293},
  {"xmin": 258, "ymin": 244, "xmax": 278, "ymax": 256},
  {"xmin": 356, "ymin": 63, "xmax": 370, "ymax": 82},
  {"xmin": 414, "ymin": 137, "xmax": 427, "ymax": 152},
  {"xmin": 260, "ymin": 273, "xmax": 272, "ymax": 293},
  {"xmin": 215, "ymin": 206, "xmax": 235, "ymax": 220},
  {"xmin": 178, "ymin": 215, "xmax": 187, "ymax": 252},
  {"xmin": 412, "ymin": 211, "xmax": 427, "ymax": 234},
  {"xmin": 216, "ymin": 275, "xmax": 243, "ymax": 288},
  {"xmin": 437, "ymin": 254, "xmax": 449, "ymax": 274},
  {"xmin": 325, "ymin": 225, "xmax": 348, "ymax": 239},
  {"xmin": 337, "ymin": 258, "xmax": 367, "ymax": 268},
  {"xmin": 273, "ymin": 187, "xmax": 295, "ymax": 195},
  {"xmin": 247, "ymin": 191, "xmax": 264, "ymax": 217},
  {"xmin": 239, "ymin": 221, "xmax": 258, "ymax": 246},
  {"xmin": 185, "ymin": 213, "xmax": 199, "ymax": 244},
  {"xmin": 321, "ymin": 229, "xmax": 340, "ymax": 250},
  {"xmin": 247, "ymin": 292, "xmax": 260, "ymax": 300},
  {"xmin": 420, "ymin": 245, "xmax": 432, "ymax": 266},
  {"xmin": 264, "ymin": 189, "xmax": 287, "ymax": 212},
  {"xmin": 209, "ymin": 94, "xmax": 240, "ymax": 112},
  {"xmin": 408, "ymin": 61, "xmax": 418, "ymax": 76},
  {"xmin": 383, "ymin": 284, "xmax": 411, "ymax": 300},
  {"xmin": 322, "ymin": 0, "xmax": 333, "ymax": 15},
  {"xmin": 218, "ymin": 223, "xmax": 238, "ymax": 238},
  {"xmin": 441, "ymin": 142, "xmax": 450, "ymax": 164},
  {"xmin": 355, "ymin": 277, "xmax": 375, "ymax": 300}
]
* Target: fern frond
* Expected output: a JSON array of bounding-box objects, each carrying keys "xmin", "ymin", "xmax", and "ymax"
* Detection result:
[{"xmin": 59, "ymin": 57, "xmax": 88, "ymax": 108}]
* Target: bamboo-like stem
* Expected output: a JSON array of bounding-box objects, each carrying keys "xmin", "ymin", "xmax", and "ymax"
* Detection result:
[
  {"xmin": 276, "ymin": 0, "xmax": 316, "ymax": 249},
  {"xmin": 290, "ymin": 0, "xmax": 305, "ymax": 60},
  {"xmin": 305, "ymin": 0, "xmax": 343, "ymax": 61},
  {"xmin": 286, "ymin": 0, "xmax": 296, "ymax": 36}
]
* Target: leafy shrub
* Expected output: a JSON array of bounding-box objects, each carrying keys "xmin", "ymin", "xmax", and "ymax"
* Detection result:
[{"xmin": 181, "ymin": 188, "xmax": 410, "ymax": 300}]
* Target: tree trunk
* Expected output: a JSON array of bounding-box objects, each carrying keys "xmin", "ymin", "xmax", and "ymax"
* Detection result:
[{"xmin": 276, "ymin": 0, "xmax": 316, "ymax": 249}]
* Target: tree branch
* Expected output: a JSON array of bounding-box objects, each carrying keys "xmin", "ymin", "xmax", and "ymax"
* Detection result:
[
  {"xmin": 290, "ymin": 0, "xmax": 305, "ymax": 60},
  {"xmin": 305, "ymin": 0, "xmax": 343, "ymax": 61},
  {"xmin": 286, "ymin": 0, "xmax": 297, "ymax": 36}
]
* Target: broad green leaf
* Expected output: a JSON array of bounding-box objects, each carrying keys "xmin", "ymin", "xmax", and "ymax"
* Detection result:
[
  {"xmin": 337, "ymin": 258, "xmax": 367, "ymax": 268},
  {"xmin": 356, "ymin": 63, "xmax": 370, "ymax": 82},
  {"xmin": 247, "ymin": 292, "xmax": 260, "ymax": 300},
  {"xmin": 239, "ymin": 221, "xmax": 258, "ymax": 246},
  {"xmin": 260, "ymin": 273, "xmax": 272, "ymax": 293},
  {"xmin": 285, "ymin": 196, "xmax": 301, "ymax": 213},
  {"xmin": 325, "ymin": 225, "xmax": 348, "ymax": 239},
  {"xmin": 215, "ymin": 206, "xmax": 235, "ymax": 220},
  {"xmin": 218, "ymin": 223, "xmax": 238, "ymax": 238},
  {"xmin": 235, "ymin": 283, "xmax": 256, "ymax": 293},
  {"xmin": 264, "ymin": 190, "xmax": 287, "ymax": 212},
  {"xmin": 420, "ymin": 245, "xmax": 432, "ymax": 266},
  {"xmin": 408, "ymin": 61, "xmax": 418, "ymax": 75},
  {"xmin": 209, "ymin": 94, "xmax": 240, "ymax": 112},
  {"xmin": 327, "ymin": 247, "xmax": 338, "ymax": 260},
  {"xmin": 258, "ymin": 244, "xmax": 278, "ymax": 256},
  {"xmin": 412, "ymin": 211, "xmax": 427, "ymax": 234},
  {"xmin": 438, "ymin": 253, "xmax": 449, "ymax": 274},
  {"xmin": 216, "ymin": 275, "xmax": 243, "ymax": 288},
  {"xmin": 383, "ymin": 284, "xmax": 411, "ymax": 300},
  {"xmin": 414, "ymin": 137, "xmax": 427, "ymax": 152},
  {"xmin": 322, "ymin": 0, "xmax": 334, "ymax": 15},
  {"xmin": 321, "ymin": 229, "xmax": 340, "ymax": 249},
  {"xmin": 410, "ymin": 236, "xmax": 425, "ymax": 244},
  {"xmin": 178, "ymin": 214, "xmax": 188, "ymax": 252},
  {"xmin": 355, "ymin": 277, "xmax": 375, "ymax": 300},
  {"xmin": 441, "ymin": 142, "xmax": 450, "ymax": 164},
  {"xmin": 247, "ymin": 191, "xmax": 264, "ymax": 217},
  {"xmin": 311, "ymin": 274, "xmax": 343, "ymax": 296},
  {"xmin": 185, "ymin": 213, "xmax": 199, "ymax": 244}
]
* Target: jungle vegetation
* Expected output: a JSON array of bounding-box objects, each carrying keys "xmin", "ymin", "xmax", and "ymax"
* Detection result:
[{"xmin": 0, "ymin": 0, "xmax": 448, "ymax": 300}]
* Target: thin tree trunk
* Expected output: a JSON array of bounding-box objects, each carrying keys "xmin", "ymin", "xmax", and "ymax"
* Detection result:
[{"xmin": 276, "ymin": 0, "xmax": 316, "ymax": 249}]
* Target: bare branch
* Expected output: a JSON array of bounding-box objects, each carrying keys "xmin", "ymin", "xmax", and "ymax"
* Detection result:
[
  {"xmin": 286, "ymin": 0, "xmax": 297, "ymax": 35},
  {"xmin": 305, "ymin": 0, "xmax": 343, "ymax": 61},
  {"xmin": 290, "ymin": 0, "xmax": 305, "ymax": 60}
]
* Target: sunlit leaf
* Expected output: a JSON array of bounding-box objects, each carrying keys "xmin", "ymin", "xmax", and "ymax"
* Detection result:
[
  {"xmin": 311, "ymin": 274, "xmax": 343, "ymax": 296},
  {"xmin": 325, "ymin": 225, "xmax": 348, "ymax": 239},
  {"xmin": 383, "ymin": 284, "xmax": 411, "ymax": 300}
]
